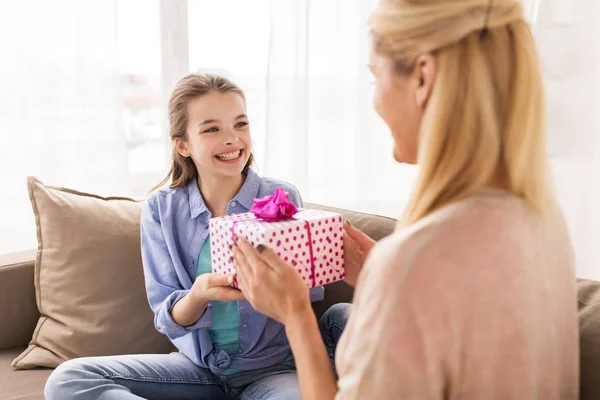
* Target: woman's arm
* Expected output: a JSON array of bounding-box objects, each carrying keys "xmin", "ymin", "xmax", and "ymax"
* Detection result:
[
  {"xmin": 232, "ymin": 227, "xmax": 448, "ymax": 400},
  {"xmin": 232, "ymin": 238, "xmax": 338, "ymax": 400},
  {"xmin": 285, "ymin": 308, "xmax": 338, "ymax": 400}
]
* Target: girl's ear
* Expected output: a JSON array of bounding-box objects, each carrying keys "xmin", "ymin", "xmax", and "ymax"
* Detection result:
[{"xmin": 175, "ymin": 138, "xmax": 191, "ymax": 157}]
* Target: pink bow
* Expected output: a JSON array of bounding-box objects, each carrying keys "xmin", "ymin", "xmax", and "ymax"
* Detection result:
[{"xmin": 250, "ymin": 188, "xmax": 298, "ymax": 221}]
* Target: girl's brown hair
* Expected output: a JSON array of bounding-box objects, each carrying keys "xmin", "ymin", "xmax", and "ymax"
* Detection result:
[{"xmin": 151, "ymin": 73, "xmax": 253, "ymax": 192}]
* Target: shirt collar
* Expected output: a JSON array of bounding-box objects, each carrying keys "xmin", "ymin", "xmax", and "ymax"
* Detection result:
[
  {"xmin": 188, "ymin": 178, "xmax": 208, "ymax": 219},
  {"xmin": 233, "ymin": 168, "xmax": 261, "ymax": 210},
  {"xmin": 187, "ymin": 168, "xmax": 261, "ymax": 219}
]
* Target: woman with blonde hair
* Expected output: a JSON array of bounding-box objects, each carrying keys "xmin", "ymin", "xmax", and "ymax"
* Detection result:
[{"xmin": 232, "ymin": 0, "xmax": 579, "ymax": 398}]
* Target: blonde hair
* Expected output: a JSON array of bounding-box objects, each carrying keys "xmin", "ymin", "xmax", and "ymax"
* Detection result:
[
  {"xmin": 370, "ymin": 0, "xmax": 556, "ymax": 226},
  {"xmin": 151, "ymin": 73, "xmax": 253, "ymax": 192}
]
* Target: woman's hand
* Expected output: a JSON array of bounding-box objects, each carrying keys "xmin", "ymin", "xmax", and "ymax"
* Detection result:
[
  {"xmin": 343, "ymin": 222, "xmax": 376, "ymax": 287},
  {"xmin": 190, "ymin": 273, "xmax": 246, "ymax": 303},
  {"xmin": 232, "ymin": 238, "xmax": 311, "ymax": 326}
]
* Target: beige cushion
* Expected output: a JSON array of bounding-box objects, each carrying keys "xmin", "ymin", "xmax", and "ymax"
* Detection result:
[
  {"xmin": 0, "ymin": 261, "xmax": 39, "ymax": 350},
  {"xmin": 578, "ymin": 278, "xmax": 600, "ymax": 400},
  {"xmin": 305, "ymin": 203, "xmax": 397, "ymax": 317},
  {"xmin": 11, "ymin": 178, "xmax": 173, "ymax": 370}
]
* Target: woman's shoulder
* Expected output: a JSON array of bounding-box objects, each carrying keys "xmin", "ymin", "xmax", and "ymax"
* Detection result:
[{"xmin": 363, "ymin": 190, "xmax": 545, "ymax": 289}]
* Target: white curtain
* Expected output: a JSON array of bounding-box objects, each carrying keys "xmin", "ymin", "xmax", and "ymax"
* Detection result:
[
  {"xmin": 536, "ymin": 0, "xmax": 600, "ymax": 280},
  {"xmin": 0, "ymin": 0, "xmax": 130, "ymax": 254},
  {"xmin": 262, "ymin": 0, "xmax": 600, "ymax": 280},
  {"xmin": 263, "ymin": 0, "xmax": 419, "ymax": 218}
]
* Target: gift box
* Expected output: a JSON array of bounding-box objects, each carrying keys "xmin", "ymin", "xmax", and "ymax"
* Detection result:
[{"xmin": 209, "ymin": 189, "xmax": 345, "ymax": 288}]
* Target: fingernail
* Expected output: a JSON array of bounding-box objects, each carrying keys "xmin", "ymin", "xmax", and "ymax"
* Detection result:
[
  {"xmin": 257, "ymin": 244, "xmax": 265, "ymax": 253},
  {"xmin": 346, "ymin": 220, "xmax": 353, "ymax": 226},
  {"xmin": 228, "ymin": 256, "xmax": 233, "ymax": 263}
]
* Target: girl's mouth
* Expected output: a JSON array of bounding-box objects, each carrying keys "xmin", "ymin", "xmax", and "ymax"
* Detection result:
[{"xmin": 215, "ymin": 149, "xmax": 243, "ymax": 163}]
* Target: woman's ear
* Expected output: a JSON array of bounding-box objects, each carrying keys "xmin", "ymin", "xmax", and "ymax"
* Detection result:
[
  {"xmin": 414, "ymin": 53, "xmax": 437, "ymax": 109},
  {"xmin": 175, "ymin": 138, "xmax": 191, "ymax": 158}
]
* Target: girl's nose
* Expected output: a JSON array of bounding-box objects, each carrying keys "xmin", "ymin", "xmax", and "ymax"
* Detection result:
[{"xmin": 223, "ymin": 130, "xmax": 239, "ymax": 145}]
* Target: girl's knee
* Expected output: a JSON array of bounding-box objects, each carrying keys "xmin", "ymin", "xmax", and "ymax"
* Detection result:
[
  {"xmin": 44, "ymin": 358, "xmax": 97, "ymax": 400},
  {"xmin": 320, "ymin": 303, "xmax": 351, "ymax": 327}
]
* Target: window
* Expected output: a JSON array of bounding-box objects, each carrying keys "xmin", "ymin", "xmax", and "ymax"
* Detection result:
[
  {"xmin": 0, "ymin": 0, "xmax": 167, "ymax": 255},
  {"xmin": 187, "ymin": 0, "xmax": 272, "ymax": 166}
]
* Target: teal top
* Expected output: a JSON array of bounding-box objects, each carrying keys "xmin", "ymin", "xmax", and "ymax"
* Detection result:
[{"xmin": 197, "ymin": 237, "xmax": 294, "ymax": 375}]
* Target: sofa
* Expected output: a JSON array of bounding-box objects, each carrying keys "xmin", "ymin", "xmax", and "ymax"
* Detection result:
[{"xmin": 1, "ymin": 200, "xmax": 599, "ymax": 400}]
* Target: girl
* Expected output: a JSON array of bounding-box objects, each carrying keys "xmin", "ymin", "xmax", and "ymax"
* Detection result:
[{"xmin": 44, "ymin": 73, "xmax": 333, "ymax": 400}]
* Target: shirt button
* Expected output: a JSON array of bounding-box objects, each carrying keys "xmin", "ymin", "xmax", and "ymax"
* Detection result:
[
  {"xmin": 242, "ymin": 323, "xmax": 248, "ymax": 329},
  {"xmin": 231, "ymin": 201, "xmax": 237, "ymax": 207}
]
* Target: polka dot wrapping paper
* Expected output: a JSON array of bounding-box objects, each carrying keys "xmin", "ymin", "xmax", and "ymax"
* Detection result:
[{"xmin": 209, "ymin": 209, "xmax": 345, "ymax": 288}]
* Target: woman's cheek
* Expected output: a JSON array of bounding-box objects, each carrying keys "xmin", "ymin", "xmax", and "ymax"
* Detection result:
[
  {"xmin": 372, "ymin": 85, "xmax": 385, "ymax": 119},
  {"xmin": 373, "ymin": 83, "xmax": 394, "ymax": 127}
]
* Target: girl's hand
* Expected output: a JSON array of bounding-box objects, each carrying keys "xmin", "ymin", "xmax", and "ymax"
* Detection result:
[
  {"xmin": 172, "ymin": 273, "xmax": 244, "ymax": 328},
  {"xmin": 190, "ymin": 273, "xmax": 246, "ymax": 303},
  {"xmin": 343, "ymin": 222, "xmax": 376, "ymax": 287},
  {"xmin": 232, "ymin": 238, "xmax": 311, "ymax": 326}
]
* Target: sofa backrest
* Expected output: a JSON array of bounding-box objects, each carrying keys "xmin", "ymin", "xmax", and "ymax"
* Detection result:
[
  {"xmin": 0, "ymin": 260, "xmax": 39, "ymax": 350},
  {"xmin": 578, "ymin": 278, "xmax": 600, "ymax": 400}
]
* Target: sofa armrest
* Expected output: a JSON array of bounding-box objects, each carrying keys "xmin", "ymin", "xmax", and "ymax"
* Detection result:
[{"xmin": 0, "ymin": 258, "xmax": 39, "ymax": 350}]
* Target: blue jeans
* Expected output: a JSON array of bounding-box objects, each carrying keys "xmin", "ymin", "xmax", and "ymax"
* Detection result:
[
  {"xmin": 318, "ymin": 303, "xmax": 350, "ymax": 374},
  {"xmin": 44, "ymin": 303, "xmax": 350, "ymax": 400}
]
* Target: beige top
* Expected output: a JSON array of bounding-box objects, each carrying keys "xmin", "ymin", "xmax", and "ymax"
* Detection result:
[{"xmin": 335, "ymin": 190, "xmax": 579, "ymax": 400}]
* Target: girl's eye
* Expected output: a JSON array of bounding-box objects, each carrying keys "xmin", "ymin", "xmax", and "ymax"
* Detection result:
[
  {"xmin": 235, "ymin": 121, "xmax": 249, "ymax": 128},
  {"xmin": 203, "ymin": 127, "xmax": 218, "ymax": 133}
]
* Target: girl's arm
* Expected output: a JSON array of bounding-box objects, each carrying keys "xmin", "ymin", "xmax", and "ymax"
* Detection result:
[
  {"xmin": 170, "ymin": 289, "xmax": 209, "ymax": 327},
  {"xmin": 171, "ymin": 273, "xmax": 242, "ymax": 327},
  {"xmin": 141, "ymin": 194, "xmax": 241, "ymax": 337},
  {"xmin": 141, "ymin": 194, "xmax": 213, "ymax": 338}
]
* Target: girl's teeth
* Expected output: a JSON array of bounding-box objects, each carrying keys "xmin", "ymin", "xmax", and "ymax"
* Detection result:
[{"xmin": 216, "ymin": 150, "xmax": 241, "ymax": 160}]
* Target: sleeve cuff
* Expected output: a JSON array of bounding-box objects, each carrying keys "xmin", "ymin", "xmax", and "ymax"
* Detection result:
[
  {"xmin": 309, "ymin": 286, "xmax": 325, "ymax": 302},
  {"xmin": 155, "ymin": 290, "xmax": 213, "ymax": 338}
]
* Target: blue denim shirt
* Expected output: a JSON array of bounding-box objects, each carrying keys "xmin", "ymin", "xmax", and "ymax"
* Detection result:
[{"xmin": 141, "ymin": 169, "xmax": 325, "ymax": 374}]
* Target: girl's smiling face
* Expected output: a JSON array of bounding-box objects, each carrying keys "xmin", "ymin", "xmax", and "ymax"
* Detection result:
[{"xmin": 176, "ymin": 91, "xmax": 252, "ymax": 180}]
